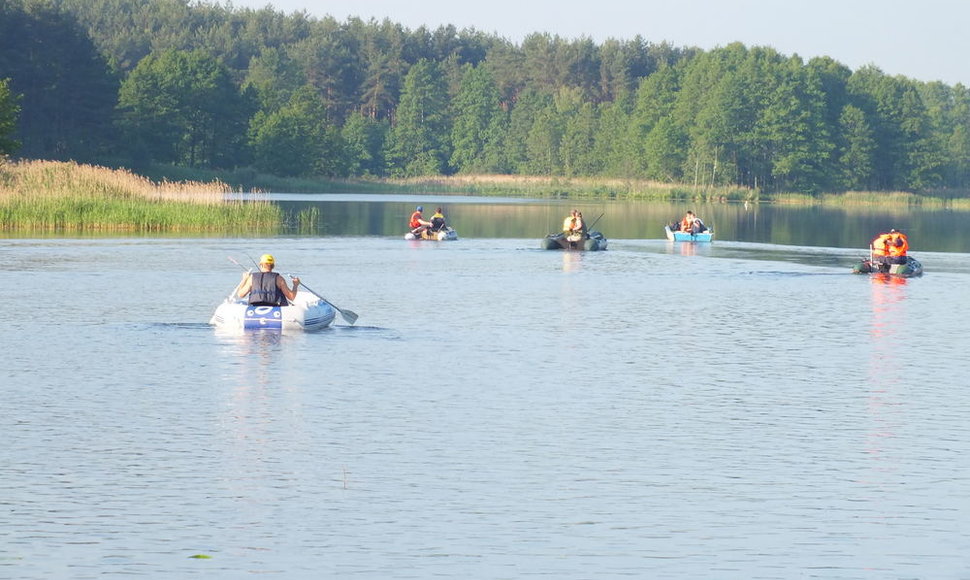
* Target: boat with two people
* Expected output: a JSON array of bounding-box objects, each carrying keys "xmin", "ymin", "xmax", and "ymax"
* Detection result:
[
  {"xmin": 541, "ymin": 209, "xmax": 608, "ymax": 251},
  {"xmin": 404, "ymin": 206, "xmax": 459, "ymax": 241},
  {"xmin": 852, "ymin": 228, "xmax": 923, "ymax": 278},
  {"xmin": 665, "ymin": 210, "xmax": 713, "ymax": 242}
]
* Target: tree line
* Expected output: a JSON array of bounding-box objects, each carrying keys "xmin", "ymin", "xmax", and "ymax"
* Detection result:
[{"xmin": 2, "ymin": 0, "xmax": 969, "ymax": 194}]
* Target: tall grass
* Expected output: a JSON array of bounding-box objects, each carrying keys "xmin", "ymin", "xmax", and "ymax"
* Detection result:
[
  {"xmin": 0, "ymin": 160, "xmax": 282, "ymax": 232},
  {"xmin": 380, "ymin": 174, "xmax": 759, "ymax": 202}
]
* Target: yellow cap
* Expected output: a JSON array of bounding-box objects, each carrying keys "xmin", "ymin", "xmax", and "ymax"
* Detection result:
[{"xmin": 259, "ymin": 254, "xmax": 275, "ymax": 265}]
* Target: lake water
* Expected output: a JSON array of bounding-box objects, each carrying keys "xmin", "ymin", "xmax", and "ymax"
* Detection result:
[{"xmin": 3, "ymin": 197, "xmax": 969, "ymax": 579}]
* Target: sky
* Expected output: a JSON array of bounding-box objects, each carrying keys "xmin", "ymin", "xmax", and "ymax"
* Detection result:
[{"xmin": 227, "ymin": 0, "xmax": 969, "ymax": 86}]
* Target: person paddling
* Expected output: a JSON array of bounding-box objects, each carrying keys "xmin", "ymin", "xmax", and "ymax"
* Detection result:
[{"xmin": 236, "ymin": 254, "xmax": 299, "ymax": 306}]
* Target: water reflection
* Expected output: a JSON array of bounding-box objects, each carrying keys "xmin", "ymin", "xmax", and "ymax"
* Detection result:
[
  {"xmin": 668, "ymin": 240, "xmax": 697, "ymax": 256},
  {"xmin": 270, "ymin": 195, "xmax": 970, "ymax": 252},
  {"xmin": 867, "ymin": 273, "xmax": 908, "ymax": 373},
  {"xmin": 216, "ymin": 328, "xmax": 285, "ymax": 386},
  {"xmin": 561, "ymin": 251, "xmax": 583, "ymax": 272},
  {"xmin": 662, "ymin": 240, "xmax": 716, "ymax": 257},
  {"xmin": 216, "ymin": 327, "xmax": 284, "ymax": 351},
  {"xmin": 863, "ymin": 273, "xmax": 908, "ymax": 487},
  {"xmin": 214, "ymin": 330, "xmax": 308, "ymax": 514}
]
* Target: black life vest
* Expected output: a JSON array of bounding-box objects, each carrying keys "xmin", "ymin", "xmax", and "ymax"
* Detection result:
[{"xmin": 248, "ymin": 272, "xmax": 287, "ymax": 306}]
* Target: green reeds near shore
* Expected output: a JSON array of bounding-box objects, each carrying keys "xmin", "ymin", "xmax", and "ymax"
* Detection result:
[
  {"xmin": 0, "ymin": 160, "xmax": 282, "ymax": 233},
  {"xmin": 5, "ymin": 161, "xmax": 968, "ymax": 231},
  {"xmin": 375, "ymin": 174, "xmax": 757, "ymax": 202},
  {"xmin": 383, "ymin": 175, "xmax": 970, "ymax": 206}
]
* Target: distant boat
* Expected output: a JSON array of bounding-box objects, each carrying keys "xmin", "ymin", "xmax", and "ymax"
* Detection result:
[{"xmin": 665, "ymin": 225, "xmax": 714, "ymax": 242}]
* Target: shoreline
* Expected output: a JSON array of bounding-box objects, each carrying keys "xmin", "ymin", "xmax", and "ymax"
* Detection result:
[{"xmin": 4, "ymin": 160, "xmax": 970, "ymax": 233}]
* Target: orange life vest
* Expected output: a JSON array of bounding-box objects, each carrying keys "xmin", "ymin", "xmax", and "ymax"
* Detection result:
[
  {"xmin": 871, "ymin": 234, "xmax": 892, "ymax": 256},
  {"xmin": 409, "ymin": 211, "xmax": 423, "ymax": 229},
  {"xmin": 887, "ymin": 232, "xmax": 909, "ymax": 257}
]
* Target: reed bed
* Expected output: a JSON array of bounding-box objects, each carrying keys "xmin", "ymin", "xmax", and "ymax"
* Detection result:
[
  {"xmin": 822, "ymin": 190, "xmax": 970, "ymax": 208},
  {"xmin": 0, "ymin": 160, "xmax": 282, "ymax": 232},
  {"xmin": 136, "ymin": 164, "xmax": 970, "ymax": 205},
  {"xmin": 381, "ymin": 174, "xmax": 758, "ymax": 202}
]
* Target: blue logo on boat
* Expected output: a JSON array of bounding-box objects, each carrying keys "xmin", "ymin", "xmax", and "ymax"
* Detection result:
[{"xmin": 243, "ymin": 306, "xmax": 283, "ymax": 330}]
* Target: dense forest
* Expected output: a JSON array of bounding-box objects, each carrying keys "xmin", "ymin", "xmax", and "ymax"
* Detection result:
[{"xmin": 2, "ymin": 0, "xmax": 970, "ymax": 195}]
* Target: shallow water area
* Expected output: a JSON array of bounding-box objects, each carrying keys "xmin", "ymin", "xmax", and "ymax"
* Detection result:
[{"xmin": 2, "ymin": 201, "xmax": 969, "ymax": 578}]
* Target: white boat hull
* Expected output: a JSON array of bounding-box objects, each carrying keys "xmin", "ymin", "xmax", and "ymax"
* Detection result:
[
  {"xmin": 209, "ymin": 291, "xmax": 336, "ymax": 332},
  {"xmin": 405, "ymin": 227, "xmax": 459, "ymax": 241}
]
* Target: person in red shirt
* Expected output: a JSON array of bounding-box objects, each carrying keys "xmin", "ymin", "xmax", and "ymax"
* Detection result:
[
  {"xmin": 409, "ymin": 206, "xmax": 431, "ymax": 237},
  {"xmin": 680, "ymin": 210, "xmax": 706, "ymax": 234}
]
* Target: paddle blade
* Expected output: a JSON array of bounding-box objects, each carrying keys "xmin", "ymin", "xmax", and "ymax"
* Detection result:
[{"xmin": 339, "ymin": 309, "xmax": 359, "ymax": 325}]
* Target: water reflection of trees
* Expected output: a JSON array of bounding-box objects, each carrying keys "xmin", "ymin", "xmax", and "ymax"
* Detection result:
[{"xmin": 278, "ymin": 198, "xmax": 970, "ymax": 252}]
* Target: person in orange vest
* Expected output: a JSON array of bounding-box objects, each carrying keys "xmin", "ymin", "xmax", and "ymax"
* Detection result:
[
  {"xmin": 886, "ymin": 229, "xmax": 909, "ymax": 265},
  {"xmin": 409, "ymin": 206, "xmax": 431, "ymax": 237},
  {"xmin": 680, "ymin": 210, "xmax": 706, "ymax": 234},
  {"xmin": 870, "ymin": 231, "xmax": 894, "ymax": 268}
]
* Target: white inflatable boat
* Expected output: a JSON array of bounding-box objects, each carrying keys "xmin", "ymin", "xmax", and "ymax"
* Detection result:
[{"xmin": 209, "ymin": 290, "xmax": 336, "ymax": 332}]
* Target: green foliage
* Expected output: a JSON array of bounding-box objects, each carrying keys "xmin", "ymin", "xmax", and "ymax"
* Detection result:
[
  {"xmin": 837, "ymin": 105, "xmax": 876, "ymax": 190},
  {"xmin": 0, "ymin": 79, "xmax": 21, "ymax": 155},
  {"xmin": 385, "ymin": 59, "xmax": 451, "ymax": 176},
  {"xmin": 117, "ymin": 49, "xmax": 253, "ymax": 169},
  {"xmin": 243, "ymin": 46, "xmax": 307, "ymax": 112},
  {"xmin": 0, "ymin": 0, "xmax": 117, "ymax": 161},
  {"xmin": 450, "ymin": 64, "xmax": 507, "ymax": 173},
  {"xmin": 341, "ymin": 111, "xmax": 389, "ymax": 177},
  {"xmin": 248, "ymin": 85, "xmax": 348, "ymax": 177},
  {"xmin": 0, "ymin": 0, "xmax": 964, "ymax": 196}
]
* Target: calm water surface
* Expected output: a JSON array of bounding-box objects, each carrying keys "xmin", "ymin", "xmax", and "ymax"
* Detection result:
[{"xmin": 2, "ymin": 199, "xmax": 970, "ymax": 579}]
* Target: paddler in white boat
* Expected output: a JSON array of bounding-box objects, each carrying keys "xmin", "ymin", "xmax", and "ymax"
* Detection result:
[{"xmin": 235, "ymin": 254, "xmax": 300, "ymax": 306}]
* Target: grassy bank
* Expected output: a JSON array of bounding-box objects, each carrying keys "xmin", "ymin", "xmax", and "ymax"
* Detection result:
[
  {"xmin": 7, "ymin": 160, "xmax": 967, "ymax": 235},
  {"xmin": 375, "ymin": 175, "xmax": 759, "ymax": 201},
  {"xmin": 0, "ymin": 160, "xmax": 283, "ymax": 232},
  {"xmin": 145, "ymin": 165, "xmax": 970, "ymax": 207},
  {"xmin": 151, "ymin": 166, "xmax": 758, "ymax": 201},
  {"xmin": 384, "ymin": 176, "xmax": 970, "ymax": 207}
]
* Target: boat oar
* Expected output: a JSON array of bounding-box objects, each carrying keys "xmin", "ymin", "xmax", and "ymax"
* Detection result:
[
  {"xmin": 226, "ymin": 257, "xmax": 252, "ymax": 298},
  {"xmin": 228, "ymin": 256, "xmax": 252, "ymax": 272},
  {"xmin": 294, "ymin": 280, "xmax": 359, "ymax": 325}
]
